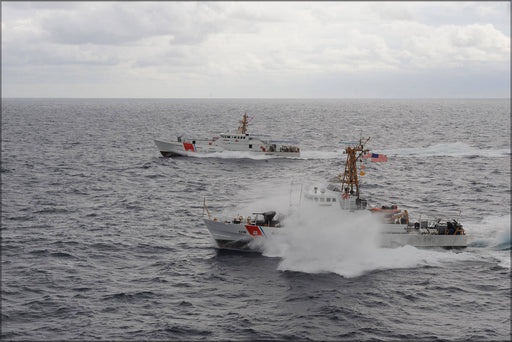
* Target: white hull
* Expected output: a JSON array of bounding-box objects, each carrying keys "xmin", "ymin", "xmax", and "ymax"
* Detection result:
[
  {"xmin": 379, "ymin": 233, "xmax": 467, "ymax": 248},
  {"xmin": 203, "ymin": 219, "xmax": 282, "ymax": 250},
  {"xmin": 154, "ymin": 139, "xmax": 216, "ymax": 157},
  {"xmin": 203, "ymin": 219, "xmax": 468, "ymax": 251},
  {"xmin": 154, "ymin": 135, "xmax": 300, "ymax": 158}
]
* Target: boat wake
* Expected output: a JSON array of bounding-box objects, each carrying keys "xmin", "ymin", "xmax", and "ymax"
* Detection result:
[
  {"xmin": 193, "ymin": 151, "xmax": 275, "ymax": 160},
  {"xmin": 185, "ymin": 150, "xmax": 344, "ymax": 160},
  {"xmin": 295, "ymin": 150, "xmax": 344, "ymax": 160},
  {"xmin": 381, "ymin": 142, "xmax": 510, "ymax": 158},
  {"xmin": 160, "ymin": 142, "xmax": 510, "ymax": 160}
]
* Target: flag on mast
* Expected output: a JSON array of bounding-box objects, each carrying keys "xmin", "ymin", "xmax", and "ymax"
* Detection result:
[{"xmin": 363, "ymin": 153, "xmax": 387, "ymax": 162}]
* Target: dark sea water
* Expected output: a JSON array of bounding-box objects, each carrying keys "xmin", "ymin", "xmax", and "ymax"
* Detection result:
[{"xmin": 1, "ymin": 98, "xmax": 510, "ymax": 341}]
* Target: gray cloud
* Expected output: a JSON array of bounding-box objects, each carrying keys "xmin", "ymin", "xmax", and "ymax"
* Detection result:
[
  {"xmin": 38, "ymin": 3, "xmax": 219, "ymax": 45},
  {"xmin": 1, "ymin": 2, "xmax": 509, "ymax": 98}
]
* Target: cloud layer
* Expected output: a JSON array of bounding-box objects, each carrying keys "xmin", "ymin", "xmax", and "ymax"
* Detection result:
[{"xmin": 2, "ymin": 2, "xmax": 510, "ymax": 98}]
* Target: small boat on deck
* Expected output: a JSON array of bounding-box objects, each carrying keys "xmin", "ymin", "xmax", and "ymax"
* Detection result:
[
  {"xmin": 154, "ymin": 114, "xmax": 300, "ymax": 158},
  {"xmin": 202, "ymin": 137, "xmax": 467, "ymax": 251}
]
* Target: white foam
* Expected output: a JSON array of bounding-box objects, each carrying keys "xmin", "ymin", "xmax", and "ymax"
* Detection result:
[
  {"xmin": 259, "ymin": 204, "xmax": 477, "ymax": 278},
  {"xmin": 185, "ymin": 150, "xmax": 344, "ymax": 160},
  {"xmin": 295, "ymin": 150, "xmax": 343, "ymax": 160},
  {"xmin": 191, "ymin": 151, "xmax": 275, "ymax": 160},
  {"xmin": 467, "ymin": 215, "xmax": 511, "ymax": 249},
  {"xmin": 380, "ymin": 142, "xmax": 510, "ymax": 158},
  {"xmin": 486, "ymin": 250, "xmax": 511, "ymax": 269}
]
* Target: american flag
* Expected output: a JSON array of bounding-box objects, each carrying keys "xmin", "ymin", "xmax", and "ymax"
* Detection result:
[{"xmin": 363, "ymin": 153, "xmax": 387, "ymax": 162}]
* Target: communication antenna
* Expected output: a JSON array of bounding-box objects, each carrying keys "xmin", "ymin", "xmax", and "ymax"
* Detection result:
[{"xmin": 203, "ymin": 197, "xmax": 211, "ymax": 220}]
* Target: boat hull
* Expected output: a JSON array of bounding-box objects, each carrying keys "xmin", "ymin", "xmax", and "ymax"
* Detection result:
[
  {"xmin": 379, "ymin": 233, "xmax": 467, "ymax": 248},
  {"xmin": 203, "ymin": 219, "xmax": 282, "ymax": 250},
  {"xmin": 154, "ymin": 138, "xmax": 300, "ymax": 158},
  {"xmin": 203, "ymin": 219, "xmax": 468, "ymax": 251},
  {"xmin": 154, "ymin": 139, "xmax": 213, "ymax": 157}
]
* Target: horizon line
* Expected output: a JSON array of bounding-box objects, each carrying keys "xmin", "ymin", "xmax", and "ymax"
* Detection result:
[{"xmin": 2, "ymin": 97, "xmax": 510, "ymax": 100}]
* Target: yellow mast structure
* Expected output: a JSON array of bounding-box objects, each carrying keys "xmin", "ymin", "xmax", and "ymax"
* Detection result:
[
  {"xmin": 335, "ymin": 137, "xmax": 370, "ymax": 199},
  {"xmin": 237, "ymin": 113, "xmax": 249, "ymax": 135}
]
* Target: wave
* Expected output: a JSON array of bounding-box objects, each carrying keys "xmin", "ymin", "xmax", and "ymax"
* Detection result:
[
  {"xmin": 50, "ymin": 252, "xmax": 77, "ymax": 259},
  {"xmin": 102, "ymin": 291, "xmax": 157, "ymax": 302},
  {"xmin": 467, "ymin": 215, "xmax": 510, "ymax": 249},
  {"xmin": 380, "ymin": 142, "xmax": 510, "ymax": 158}
]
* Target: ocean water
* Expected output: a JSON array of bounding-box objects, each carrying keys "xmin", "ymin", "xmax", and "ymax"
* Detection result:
[{"xmin": 1, "ymin": 98, "xmax": 510, "ymax": 341}]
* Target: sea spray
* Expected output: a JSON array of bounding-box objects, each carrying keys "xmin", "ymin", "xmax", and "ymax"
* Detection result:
[
  {"xmin": 224, "ymin": 182, "xmax": 298, "ymax": 219},
  {"xmin": 259, "ymin": 203, "xmax": 480, "ymax": 278},
  {"xmin": 467, "ymin": 214, "xmax": 511, "ymax": 249},
  {"xmin": 466, "ymin": 214, "xmax": 511, "ymax": 269},
  {"xmin": 259, "ymin": 204, "xmax": 382, "ymax": 277}
]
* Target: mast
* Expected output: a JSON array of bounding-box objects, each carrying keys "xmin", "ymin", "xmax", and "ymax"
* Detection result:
[
  {"xmin": 337, "ymin": 137, "xmax": 370, "ymax": 199},
  {"xmin": 237, "ymin": 113, "xmax": 249, "ymax": 135}
]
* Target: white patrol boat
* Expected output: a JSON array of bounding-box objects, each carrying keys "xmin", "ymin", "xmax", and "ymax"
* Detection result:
[
  {"xmin": 154, "ymin": 114, "xmax": 300, "ymax": 157},
  {"xmin": 202, "ymin": 204, "xmax": 467, "ymax": 251},
  {"xmin": 202, "ymin": 138, "xmax": 467, "ymax": 251}
]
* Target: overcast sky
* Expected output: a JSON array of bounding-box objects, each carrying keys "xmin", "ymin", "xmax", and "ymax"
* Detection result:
[{"xmin": 2, "ymin": 1, "xmax": 510, "ymax": 98}]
